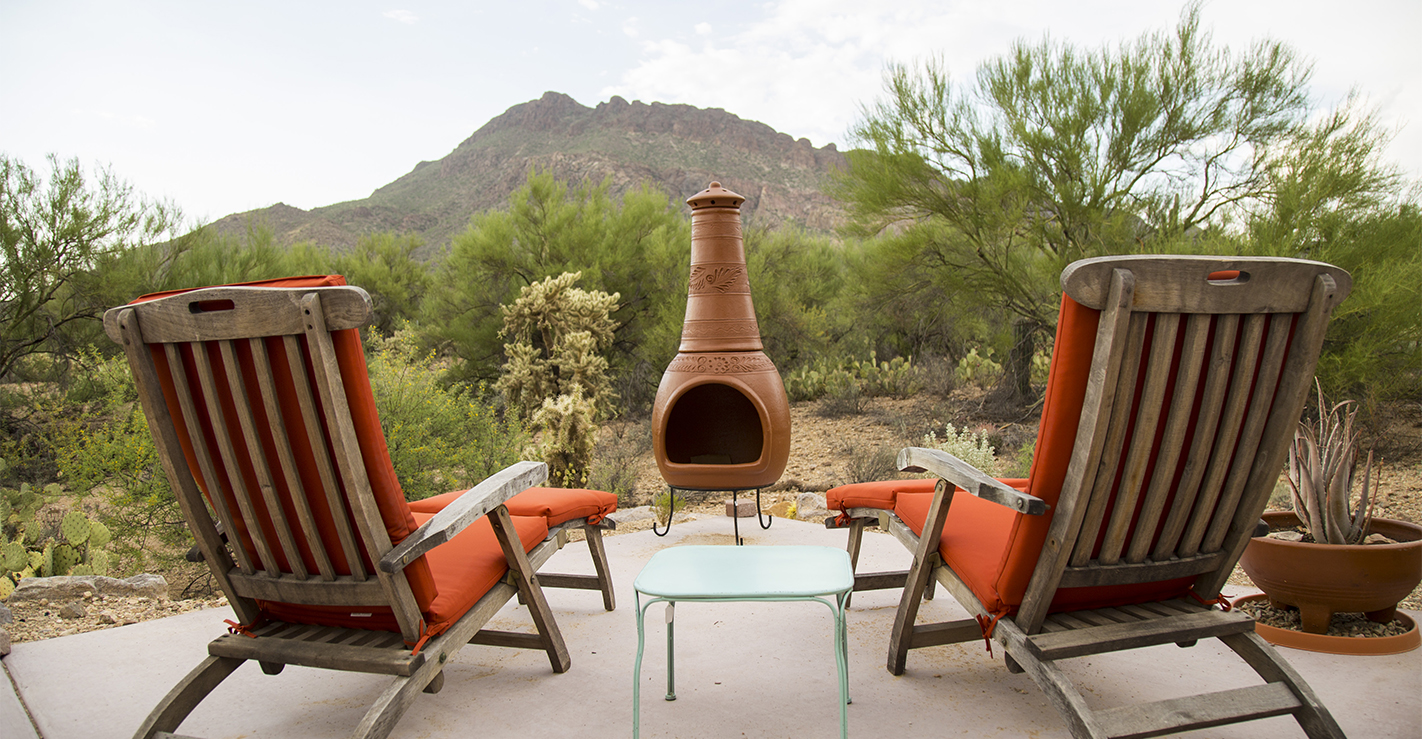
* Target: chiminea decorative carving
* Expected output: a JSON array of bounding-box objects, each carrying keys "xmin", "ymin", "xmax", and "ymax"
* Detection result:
[{"xmin": 652, "ymin": 182, "xmax": 791, "ymax": 493}]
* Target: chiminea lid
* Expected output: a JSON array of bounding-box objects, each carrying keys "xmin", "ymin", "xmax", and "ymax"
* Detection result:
[{"xmin": 686, "ymin": 181, "xmax": 745, "ymax": 210}]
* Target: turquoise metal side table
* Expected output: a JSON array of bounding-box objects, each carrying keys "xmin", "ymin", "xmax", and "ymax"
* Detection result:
[{"xmin": 632, "ymin": 545, "xmax": 854, "ymax": 738}]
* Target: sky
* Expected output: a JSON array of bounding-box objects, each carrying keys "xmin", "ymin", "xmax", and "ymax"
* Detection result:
[{"xmin": 3, "ymin": 0, "xmax": 1418, "ymax": 224}]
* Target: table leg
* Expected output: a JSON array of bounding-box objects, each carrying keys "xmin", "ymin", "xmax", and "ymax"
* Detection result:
[
  {"xmin": 835, "ymin": 593, "xmax": 850, "ymax": 739},
  {"xmin": 634, "ymin": 592, "xmax": 646, "ymax": 739},
  {"xmin": 665, "ymin": 601, "xmax": 677, "ymax": 701}
]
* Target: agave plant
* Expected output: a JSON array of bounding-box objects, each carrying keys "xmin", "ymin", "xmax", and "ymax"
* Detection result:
[{"xmin": 1286, "ymin": 382, "xmax": 1379, "ymax": 545}]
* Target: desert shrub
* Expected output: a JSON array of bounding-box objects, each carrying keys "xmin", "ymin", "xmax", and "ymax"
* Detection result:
[
  {"xmin": 51, "ymin": 357, "xmax": 186, "ymax": 575},
  {"xmin": 842, "ymin": 442, "xmax": 900, "ymax": 484},
  {"xmin": 588, "ymin": 421, "xmax": 651, "ymax": 505},
  {"xmin": 365, "ymin": 326, "xmax": 526, "ymax": 501},
  {"xmin": 921, "ymin": 422, "xmax": 999, "ymax": 474}
]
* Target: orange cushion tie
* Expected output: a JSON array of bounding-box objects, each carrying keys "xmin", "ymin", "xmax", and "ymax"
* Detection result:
[
  {"xmin": 224, "ymin": 618, "xmax": 261, "ymax": 638},
  {"xmin": 406, "ymin": 620, "xmax": 451, "ymax": 656},
  {"xmin": 974, "ymin": 611, "xmax": 1008, "ymax": 657},
  {"xmin": 1188, "ymin": 591, "xmax": 1234, "ymax": 612}
]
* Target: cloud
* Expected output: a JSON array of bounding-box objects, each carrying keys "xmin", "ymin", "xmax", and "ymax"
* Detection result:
[
  {"xmin": 383, "ymin": 9, "xmax": 418, "ymax": 24},
  {"xmin": 578, "ymin": 0, "xmax": 601, "ymax": 9},
  {"xmin": 622, "ymin": 17, "xmax": 639, "ymax": 37},
  {"xmin": 599, "ymin": 0, "xmax": 1185, "ymax": 148}
]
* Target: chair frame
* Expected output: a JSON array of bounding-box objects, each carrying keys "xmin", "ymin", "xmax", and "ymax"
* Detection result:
[
  {"xmin": 105, "ymin": 286, "xmax": 576, "ymax": 739},
  {"xmin": 832, "ymin": 256, "xmax": 1349, "ymax": 738}
]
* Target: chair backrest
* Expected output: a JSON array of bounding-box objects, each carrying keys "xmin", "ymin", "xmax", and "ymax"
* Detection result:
[
  {"xmin": 1009, "ymin": 256, "xmax": 1351, "ymax": 631},
  {"xmin": 104, "ymin": 277, "xmax": 435, "ymax": 641}
]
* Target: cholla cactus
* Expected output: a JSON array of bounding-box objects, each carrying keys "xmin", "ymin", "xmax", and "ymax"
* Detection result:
[
  {"xmin": 528, "ymin": 388, "xmax": 598, "ymax": 489},
  {"xmin": 497, "ymin": 271, "xmax": 619, "ymax": 421},
  {"xmin": 1286, "ymin": 382, "xmax": 1378, "ymax": 545}
]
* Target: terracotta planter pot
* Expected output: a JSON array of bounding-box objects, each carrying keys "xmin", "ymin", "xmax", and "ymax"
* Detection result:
[
  {"xmin": 1239, "ymin": 511, "xmax": 1422, "ymax": 634},
  {"xmin": 1236, "ymin": 594, "xmax": 1420, "ymax": 655}
]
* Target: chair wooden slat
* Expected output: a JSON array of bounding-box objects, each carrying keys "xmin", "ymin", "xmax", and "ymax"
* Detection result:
[
  {"xmin": 1151, "ymin": 314, "xmax": 1239, "ymax": 559},
  {"xmin": 227, "ymin": 571, "xmax": 388, "ymax": 607},
  {"xmin": 1070, "ymin": 313, "xmax": 1149, "ymax": 567},
  {"xmin": 250, "ymin": 337, "xmax": 336, "ymax": 580},
  {"xmin": 115, "ymin": 312, "xmax": 260, "ymax": 625},
  {"xmin": 281, "ymin": 334, "xmax": 367, "ymax": 581},
  {"xmin": 1128, "ymin": 314, "xmax": 1211, "ymax": 563},
  {"xmin": 1098, "ymin": 313, "xmax": 1180, "ymax": 565},
  {"xmin": 191, "ymin": 340, "xmax": 283, "ymax": 576},
  {"xmin": 1201, "ymin": 312, "xmax": 1294, "ymax": 553},
  {"xmin": 301, "ymin": 293, "xmax": 423, "ymax": 641},
  {"xmin": 1178, "ymin": 313, "xmax": 1267, "ymax": 557},
  {"xmin": 1017, "ymin": 267, "xmax": 1136, "ymax": 630},
  {"xmin": 220, "ymin": 340, "xmax": 308, "ymax": 580},
  {"xmin": 163, "ymin": 343, "xmax": 256, "ymax": 576}
]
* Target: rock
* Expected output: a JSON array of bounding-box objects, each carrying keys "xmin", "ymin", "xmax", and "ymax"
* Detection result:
[
  {"xmin": 59, "ymin": 602, "xmax": 87, "ymax": 620},
  {"xmin": 0, "ymin": 602, "xmax": 12, "ymax": 626},
  {"xmin": 1364, "ymin": 533, "xmax": 1399, "ymax": 545},
  {"xmin": 1268, "ymin": 530, "xmax": 1304, "ymax": 542},
  {"xmin": 98, "ymin": 611, "xmax": 119, "ymax": 625},
  {"xmin": 607, "ymin": 506, "xmax": 655, "ymax": 524},
  {"xmin": 794, "ymin": 492, "xmax": 830, "ymax": 522},
  {"xmin": 725, "ymin": 499, "xmax": 758, "ymax": 518},
  {"xmin": 0, "ymin": 628, "xmax": 9, "ymax": 656},
  {"xmin": 8, "ymin": 574, "xmax": 168, "ymax": 603}
]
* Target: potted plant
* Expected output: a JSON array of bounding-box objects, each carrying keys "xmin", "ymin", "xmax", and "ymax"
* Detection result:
[{"xmin": 1239, "ymin": 384, "xmax": 1422, "ymax": 639}]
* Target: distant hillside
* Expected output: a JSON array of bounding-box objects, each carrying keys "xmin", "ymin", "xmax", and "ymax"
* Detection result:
[{"xmin": 211, "ymin": 92, "xmax": 849, "ymax": 257}]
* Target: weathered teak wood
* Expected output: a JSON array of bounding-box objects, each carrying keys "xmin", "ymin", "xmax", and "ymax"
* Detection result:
[
  {"xmin": 107, "ymin": 284, "xmax": 581, "ymax": 739},
  {"xmin": 831, "ymin": 256, "xmax": 1351, "ymax": 739}
]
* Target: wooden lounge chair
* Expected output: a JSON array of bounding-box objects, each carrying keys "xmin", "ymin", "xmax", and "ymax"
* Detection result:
[
  {"xmin": 828, "ymin": 255, "xmax": 1350, "ymax": 738},
  {"xmin": 104, "ymin": 275, "xmax": 607, "ymax": 739}
]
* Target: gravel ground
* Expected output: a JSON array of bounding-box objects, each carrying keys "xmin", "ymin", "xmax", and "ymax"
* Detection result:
[{"xmin": 6, "ymin": 394, "xmax": 1418, "ymax": 644}]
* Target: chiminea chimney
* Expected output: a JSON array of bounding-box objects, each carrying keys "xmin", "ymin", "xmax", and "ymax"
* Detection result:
[{"xmin": 651, "ymin": 182, "xmax": 791, "ymax": 490}]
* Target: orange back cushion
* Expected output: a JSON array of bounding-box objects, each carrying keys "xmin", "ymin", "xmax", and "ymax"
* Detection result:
[{"xmin": 133, "ymin": 275, "xmax": 438, "ymax": 614}]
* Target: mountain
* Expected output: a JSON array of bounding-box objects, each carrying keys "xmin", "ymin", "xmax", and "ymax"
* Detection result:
[{"xmin": 210, "ymin": 92, "xmax": 849, "ymax": 257}]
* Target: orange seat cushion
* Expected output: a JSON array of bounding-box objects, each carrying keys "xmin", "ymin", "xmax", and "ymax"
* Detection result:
[
  {"xmin": 411, "ymin": 486, "xmax": 618, "ymax": 527},
  {"xmin": 827, "ymin": 479, "xmax": 935, "ymax": 511},
  {"xmin": 262, "ymin": 511, "xmax": 548, "ymax": 633}
]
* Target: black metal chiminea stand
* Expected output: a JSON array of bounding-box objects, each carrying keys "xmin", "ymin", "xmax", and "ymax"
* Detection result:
[{"xmin": 651, "ymin": 487, "xmax": 773, "ymax": 545}]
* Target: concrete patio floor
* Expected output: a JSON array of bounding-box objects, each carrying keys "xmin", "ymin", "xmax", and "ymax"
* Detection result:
[{"xmin": 3, "ymin": 515, "xmax": 1418, "ymax": 738}]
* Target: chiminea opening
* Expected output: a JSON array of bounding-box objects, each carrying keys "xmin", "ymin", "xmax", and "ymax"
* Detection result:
[{"xmin": 663, "ymin": 383, "xmax": 764, "ymax": 465}]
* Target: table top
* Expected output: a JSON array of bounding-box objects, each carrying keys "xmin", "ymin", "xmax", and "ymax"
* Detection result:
[{"xmin": 633, "ymin": 545, "xmax": 854, "ymax": 600}]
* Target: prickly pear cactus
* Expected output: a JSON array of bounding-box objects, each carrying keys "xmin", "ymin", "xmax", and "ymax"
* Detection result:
[
  {"xmin": 2, "ymin": 540, "xmax": 26, "ymax": 571},
  {"xmin": 41, "ymin": 540, "xmax": 54, "ymax": 577},
  {"xmin": 0, "ymin": 577, "xmax": 12, "ymax": 600},
  {"xmin": 61, "ymin": 510, "xmax": 91, "ymax": 545},
  {"xmin": 89, "ymin": 549, "xmax": 111, "ymax": 576},
  {"xmin": 52, "ymin": 543, "xmax": 79, "ymax": 575},
  {"xmin": 89, "ymin": 520, "xmax": 112, "ymax": 549},
  {"xmin": 70, "ymin": 564, "xmax": 94, "ymax": 576}
]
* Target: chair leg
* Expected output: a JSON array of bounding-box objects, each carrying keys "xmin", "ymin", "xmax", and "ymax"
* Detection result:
[
  {"xmin": 1219, "ymin": 631, "xmax": 1346, "ymax": 739},
  {"xmin": 844, "ymin": 518, "xmax": 865, "ymax": 609},
  {"xmin": 888, "ymin": 481, "xmax": 953, "ymax": 676},
  {"xmin": 585, "ymin": 523, "xmax": 616, "ymax": 611},
  {"xmin": 353, "ymin": 655, "xmax": 449, "ymax": 739},
  {"xmin": 491, "ymin": 507, "xmax": 571, "ymax": 674},
  {"xmin": 132, "ymin": 655, "xmax": 244, "ymax": 739}
]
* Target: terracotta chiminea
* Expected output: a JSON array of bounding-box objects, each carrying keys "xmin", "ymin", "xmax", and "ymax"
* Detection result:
[{"xmin": 652, "ymin": 182, "xmax": 791, "ymax": 491}]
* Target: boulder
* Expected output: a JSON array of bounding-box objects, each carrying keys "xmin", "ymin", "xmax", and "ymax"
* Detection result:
[
  {"xmin": 8, "ymin": 574, "xmax": 168, "ymax": 603},
  {"xmin": 794, "ymin": 492, "xmax": 830, "ymax": 522}
]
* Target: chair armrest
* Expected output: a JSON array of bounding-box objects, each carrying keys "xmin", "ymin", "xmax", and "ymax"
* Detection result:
[
  {"xmin": 896, "ymin": 447, "xmax": 1047, "ymax": 515},
  {"xmin": 379, "ymin": 461, "xmax": 548, "ymax": 573}
]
